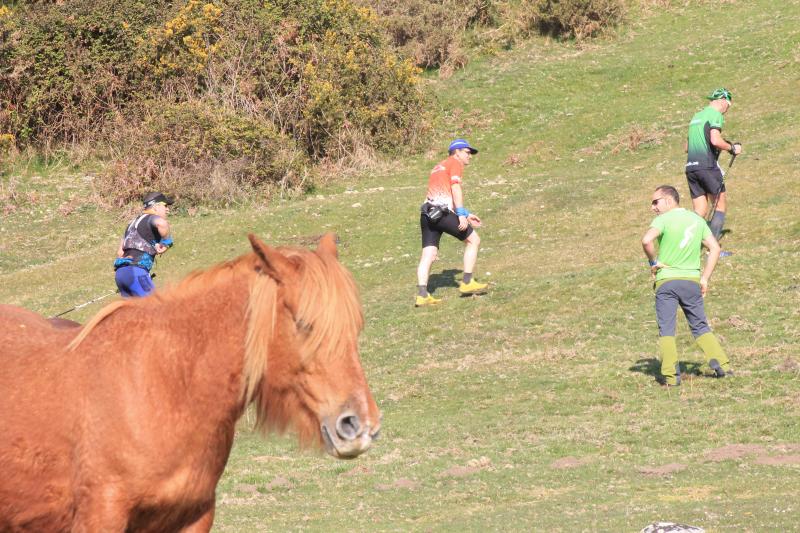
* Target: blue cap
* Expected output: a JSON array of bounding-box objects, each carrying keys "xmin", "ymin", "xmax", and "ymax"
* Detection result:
[{"xmin": 448, "ymin": 139, "xmax": 478, "ymax": 154}]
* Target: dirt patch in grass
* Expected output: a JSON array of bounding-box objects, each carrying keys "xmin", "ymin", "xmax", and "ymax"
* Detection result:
[
  {"xmin": 375, "ymin": 478, "xmax": 420, "ymax": 491},
  {"xmin": 704, "ymin": 444, "xmax": 767, "ymax": 462},
  {"xmin": 776, "ymin": 357, "xmax": 800, "ymax": 372},
  {"xmin": 439, "ymin": 456, "xmax": 492, "ymax": 478},
  {"xmin": 234, "ymin": 483, "xmax": 260, "ymax": 494},
  {"xmin": 637, "ymin": 463, "xmax": 687, "ymax": 476},
  {"xmin": 550, "ymin": 456, "xmax": 592, "ymax": 469},
  {"xmin": 753, "ymin": 455, "xmax": 800, "ymax": 466},
  {"xmin": 263, "ymin": 476, "xmax": 293, "ymax": 491},
  {"xmin": 440, "ymin": 465, "xmax": 482, "ymax": 478},
  {"xmin": 341, "ymin": 465, "xmax": 373, "ymax": 476},
  {"xmin": 774, "ymin": 443, "xmax": 800, "ymax": 453},
  {"xmin": 727, "ymin": 314, "xmax": 759, "ymax": 331},
  {"xmin": 375, "ymin": 447, "xmax": 402, "ymax": 465}
]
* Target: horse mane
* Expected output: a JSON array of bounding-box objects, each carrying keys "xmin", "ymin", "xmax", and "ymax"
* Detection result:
[
  {"xmin": 67, "ymin": 300, "xmax": 128, "ymax": 351},
  {"xmin": 243, "ymin": 247, "xmax": 364, "ymax": 409}
]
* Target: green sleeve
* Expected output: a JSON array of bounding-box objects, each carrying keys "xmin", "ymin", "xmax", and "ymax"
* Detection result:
[
  {"xmin": 709, "ymin": 109, "xmax": 724, "ymax": 130},
  {"xmin": 650, "ymin": 215, "xmax": 665, "ymax": 233},
  {"xmin": 700, "ymin": 218, "xmax": 712, "ymax": 239}
]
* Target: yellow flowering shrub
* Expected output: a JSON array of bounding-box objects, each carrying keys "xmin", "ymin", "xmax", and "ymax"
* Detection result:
[{"xmin": 146, "ymin": 0, "xmax": 223, "ymax": 77}]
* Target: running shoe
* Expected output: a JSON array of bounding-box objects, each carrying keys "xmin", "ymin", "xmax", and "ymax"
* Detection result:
[
  {"xmin": 414, "ymin": 294, "xmax": 442, "ymax": 307},
  {"xmin": 458, "ymin": 279, "xmax": 489, "ymax": 295}
]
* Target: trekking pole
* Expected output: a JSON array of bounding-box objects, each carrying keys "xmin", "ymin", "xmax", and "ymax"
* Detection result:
[
  {"xmin": 51, "ymin": 289, "xmax": 119, "ymax": 318},
  {"xmin": 706, "ymin": 152, "xmax": 737, "ymax": 223}
]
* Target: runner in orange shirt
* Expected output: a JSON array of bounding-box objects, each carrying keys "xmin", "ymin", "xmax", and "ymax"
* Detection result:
[{"xmin": 415, "ymin": 139, "xmax": 488, "ymax": 307}]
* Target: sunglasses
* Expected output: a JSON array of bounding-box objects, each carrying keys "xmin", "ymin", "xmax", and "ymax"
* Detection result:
[{"xmin": 651, "ymin": 197, "xmax": 665, "ymax": 206}]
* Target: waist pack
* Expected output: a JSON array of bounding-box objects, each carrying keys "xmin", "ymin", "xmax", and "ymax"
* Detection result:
[{"xmin": 424, "ymin": 203, "xmax": 449, "ymax": 223}]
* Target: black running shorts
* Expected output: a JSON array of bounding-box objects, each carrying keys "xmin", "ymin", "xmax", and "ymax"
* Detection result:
[
  {"xmin": 420, "ymin": 211, "xmax": 473, "ymax": 248},
  {"xmin": 686, "ymin": 167, "xmax": 725, "ymax": 199}
]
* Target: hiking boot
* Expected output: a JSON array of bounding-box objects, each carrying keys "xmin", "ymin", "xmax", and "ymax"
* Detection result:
[
  {"xmin": 657, "ymin": 375, "xmax": 681, "ymax": 387},
  {"xmin": 708, "ymin": 358, "xmax": 732, "ymax": 378},
  {"xmin": 414, "ymin": 294, "xmax": 442, "ymax": 307},
  {"xmin": 658, "ymin": 363, "xmax": 681, "ymax": 387},
  {"xmin": 459, "ymin": 279, "xmax": 489, "ymax": 295}
]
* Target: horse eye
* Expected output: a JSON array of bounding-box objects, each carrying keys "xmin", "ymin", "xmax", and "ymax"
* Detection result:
[{"xmin": 296, "ymin": 319, "xmax": 313, "ymax": 335}]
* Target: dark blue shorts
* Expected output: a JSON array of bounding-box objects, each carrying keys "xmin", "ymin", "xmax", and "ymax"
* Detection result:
[
  {"xmin": 686, "ymin": 167, "xmax": 725, "ymax": 199},
  {"xmin": 115, "ymin": 265, "xmax": 154, "ymax": 298}
]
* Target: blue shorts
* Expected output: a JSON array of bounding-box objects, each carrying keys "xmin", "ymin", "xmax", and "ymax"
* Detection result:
[{"xmin": 115, "ymin": 265, "xmax": 155, "ymax": 298}]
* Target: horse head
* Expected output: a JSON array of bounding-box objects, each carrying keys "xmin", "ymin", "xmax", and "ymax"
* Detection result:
[{"xmin": 245, "ymin": 233, "xmax": 381, "ymax": 459}]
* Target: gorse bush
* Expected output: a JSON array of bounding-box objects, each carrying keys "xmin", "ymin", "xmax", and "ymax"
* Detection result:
[
  {"xmin": 529, "ymin": 0, "xmax": 625, "ymax": 40},
  {"xmin": 97, "ymin": 100, "xmax": 309, "ymax": 205},
  {"xmin": 0, "ymin": 0, "xmax": 428, "ymax": 205},
  {"xmin": 0, "ymin": 1, "xmax": 165, "ymax": 145},
  {"xmin": 354, "ymin": 0, "xmax": 625, "ymax": 72},
  {"xmin": 361, "ymin": 0, "xmax": 495, "ymax": 72}
]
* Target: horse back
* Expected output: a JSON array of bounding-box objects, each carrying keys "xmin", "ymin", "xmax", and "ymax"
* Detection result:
[{"xmin": 0, "ymin": 305, "xmax": 81, "ymax": 531}]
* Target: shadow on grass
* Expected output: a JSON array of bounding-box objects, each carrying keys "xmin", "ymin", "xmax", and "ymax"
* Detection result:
[
  {"xmin": 427, "ymin": 268, "xmax": 461, "ymax": 293},
  {"xmin": 629, "ymin": 358, "xmax": 705, "ymax": 378},
  {"xmin": 629, "ymin": 358, "xmax": 660, "ymax": 377}
]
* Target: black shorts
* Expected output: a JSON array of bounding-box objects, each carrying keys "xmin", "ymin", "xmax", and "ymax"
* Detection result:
[
  {"xmin": 420, "ymin": 211, "xmax": 473, "ymax": 248},
  {"xmin": 686, "ymin": 167, "xmax": 725, "ymax": 199}
]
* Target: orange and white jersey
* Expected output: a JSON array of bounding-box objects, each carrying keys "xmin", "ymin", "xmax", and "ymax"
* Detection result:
[{"xmin": 425, "ymin": 156, "xmax": 464, "ymax": 211}]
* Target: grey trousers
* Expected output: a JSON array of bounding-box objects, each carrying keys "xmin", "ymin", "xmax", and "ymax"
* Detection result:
[{"xmin": 655, "ymin": 279, "xmax": 711, "ymax": 337}]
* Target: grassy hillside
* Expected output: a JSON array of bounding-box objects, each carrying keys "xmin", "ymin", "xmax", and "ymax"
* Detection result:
[{"xmin": 1, "ymin": 0, "xmax": 799, "ymax": 530}]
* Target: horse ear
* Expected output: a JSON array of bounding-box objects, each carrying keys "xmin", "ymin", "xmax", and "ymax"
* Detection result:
[
  {"xmin": 248, "ymin": 234, "xmax": 296, "ymax": 282},
  {"xmin": 317, "ymin": 232, "xmax": 339, "ymax": 258}
]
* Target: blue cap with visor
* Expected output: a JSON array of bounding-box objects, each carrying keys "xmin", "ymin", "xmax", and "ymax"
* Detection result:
[{"xmin": 448, "ymin": 139, "xmax": 478, "ymax": 154}]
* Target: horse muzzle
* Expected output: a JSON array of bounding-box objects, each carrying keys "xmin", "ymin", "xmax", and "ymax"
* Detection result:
[{"xmin": 321, "ymin": 411, "xmax": 380, "ymax": 459}]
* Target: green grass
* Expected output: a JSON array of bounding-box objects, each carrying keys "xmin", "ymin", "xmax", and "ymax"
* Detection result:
[{"xmin": 2, "ymin": 0, "xmax": 800, "ymax": 530}]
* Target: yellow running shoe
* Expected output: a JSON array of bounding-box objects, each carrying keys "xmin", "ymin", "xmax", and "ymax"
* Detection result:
[
  {"xmin": 459, "ymin": 279, "xmax": 488, "ymax": 295},
  {"xmin": 414, "ymin": 294, "xmax": 442, "ymax": 307}
]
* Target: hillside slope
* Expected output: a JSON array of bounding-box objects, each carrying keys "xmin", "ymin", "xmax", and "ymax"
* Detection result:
[{"xmin": 1, "ymin": 0, "xmax": 799, "ymax": 530}]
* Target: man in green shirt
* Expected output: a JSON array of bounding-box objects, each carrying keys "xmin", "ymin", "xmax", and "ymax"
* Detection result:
[
  {"xmin": 642, "ymin": 185, "xmax": 731, "ymax": 386},
  {"xmin": 685, "ymin": 88, "xmax": 742, "ymax": 245}
]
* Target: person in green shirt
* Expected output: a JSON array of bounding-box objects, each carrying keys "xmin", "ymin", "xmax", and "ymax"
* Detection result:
[
  {"xmin": 685, "ymin": 88, "xmax": 742, "ymax": 246},
  {"xmin": 641, "ymin": 185, "xmax": 732, "ymax": 386}
]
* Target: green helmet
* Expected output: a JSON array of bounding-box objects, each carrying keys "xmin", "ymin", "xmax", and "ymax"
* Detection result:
[{"xmin": 707, "ymin": 88, "xmax": 732, "ymax": 101}]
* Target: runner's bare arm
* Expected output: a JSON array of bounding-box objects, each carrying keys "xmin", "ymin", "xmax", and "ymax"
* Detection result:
[
  {"xmin": 699, "ymin": 233, "xmax": 720, "ymax": 296},
  {"xmin": 709, "ymin": 129, "xmax": 739, "ymax": 154}
]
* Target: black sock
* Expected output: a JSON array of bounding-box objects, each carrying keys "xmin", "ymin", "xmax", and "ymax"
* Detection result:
[
  {"xmin": 417, "ymin": 285, "xmax": 428, "ymax": 297},
  {"xmin": 709, "ymin": 211, "xmax": 726, "ymax": 240},
  {"xmin": 463, "ymin": 272, "xmax": 473, "ymax": 284}
]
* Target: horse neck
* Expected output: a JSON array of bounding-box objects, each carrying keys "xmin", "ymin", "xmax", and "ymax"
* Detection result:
[{"xmin": 158, "ymin": 268, "xmax": 256, "ymax": 422}]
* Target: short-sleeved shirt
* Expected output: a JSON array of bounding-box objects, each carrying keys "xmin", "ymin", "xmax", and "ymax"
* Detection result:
[
  {"xmin": 425, "ymin": 156, "xmax": 464, "ymax": 211},
  {"xmin": 686, "ymin": 105, "xmax": 724, "ymax": 170},
  {"xmin": 650, "ymin": 208, "xmax": 711, "ymax": 282}
]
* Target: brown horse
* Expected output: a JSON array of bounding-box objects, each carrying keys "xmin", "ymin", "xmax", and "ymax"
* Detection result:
[{"xmin": 0, "ymin": 233, "xmax": 381, "ymax": 532}]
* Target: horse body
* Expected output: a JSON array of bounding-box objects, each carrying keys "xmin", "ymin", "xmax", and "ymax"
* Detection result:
[{"xmin": 0, "ymin": 234, "xmax": 380, "ymax": 532}]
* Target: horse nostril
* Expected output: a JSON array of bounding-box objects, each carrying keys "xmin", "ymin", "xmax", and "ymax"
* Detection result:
[{"xmin": 335, "ymin": 414, "xmax": 361, "ymax": 441}]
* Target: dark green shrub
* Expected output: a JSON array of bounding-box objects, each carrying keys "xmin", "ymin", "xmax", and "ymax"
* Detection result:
[
  {"xmin": 0, "ymin": 1, "xmax": 166, "ymax": 145},
  {"xmin": 529, "ymin": 0, "xmax": 624, "ymax": 40},
  {"xmin": 196, "ymin": 0, "xmax": 430, "ymax": 159},
  {"xmin": 357, "ymin": 0, "xmax": 495, "ymax": 71}
]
